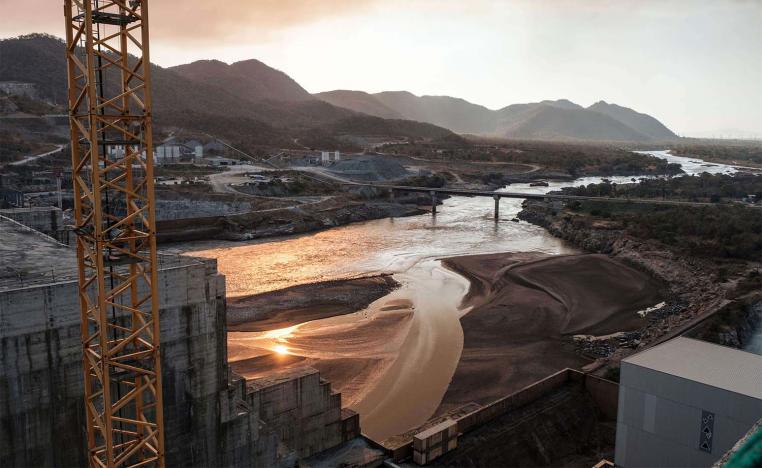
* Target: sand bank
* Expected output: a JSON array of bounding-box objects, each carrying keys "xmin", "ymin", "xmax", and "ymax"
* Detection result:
[
  {"xmin": 227, "ymin": 274, "xmax": 399, "ymax": 331},
  {"xmin": 228, "ymin": 295, "xmax": 414, "ymax": 408},
  {"xmin": 437, "ymin": 252, "xmax": 663, "ymax": 415}
]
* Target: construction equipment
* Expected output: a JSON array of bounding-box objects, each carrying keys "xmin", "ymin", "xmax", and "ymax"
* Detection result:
[{"xmin": 63, "ymin": 0, "xmax": 165, "ymax": 466}]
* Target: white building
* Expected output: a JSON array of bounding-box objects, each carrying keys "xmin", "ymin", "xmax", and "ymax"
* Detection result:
[
  {"xmin": 615, "ymin": 337, "xmax": 762, "ymax": 467},
  {"xmin": 320, "ymin": 150, "xmax": 341, "ymax": 166},
  {"xmin": 155, "ymin": 144, "xmax": 181, "ymax": 165}
]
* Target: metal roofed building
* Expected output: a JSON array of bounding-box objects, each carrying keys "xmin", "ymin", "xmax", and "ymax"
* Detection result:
[{"xmin": 615, "ymin": 337, "xmax": 762, "ymax": 467}]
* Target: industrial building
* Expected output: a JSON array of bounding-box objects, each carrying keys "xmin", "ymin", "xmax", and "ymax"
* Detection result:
[
  {"xmin": 321, "ymin": 151, "xmax": 341, "ymax": 165},
  {"xmin": 615, "ymin": 337, "xmax": 762, "ymax": 467}
]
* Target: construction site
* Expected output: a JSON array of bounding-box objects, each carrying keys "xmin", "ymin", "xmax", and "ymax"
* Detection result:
[{"xmin": 2, "ymin": 1, "xmax": 762, "ymax": 468}]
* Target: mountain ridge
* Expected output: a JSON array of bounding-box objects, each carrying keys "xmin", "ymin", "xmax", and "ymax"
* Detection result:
[
  {"xmin": 0, "ymin": 34, "xmax": 457, "ymax": 150},
  {"xmin": 315, "ymin": 89, "xmax": 678, "ymax": 142},
  {"xmin": 1, "ymin": 33, "xmax": 677, "ymax": 145}
]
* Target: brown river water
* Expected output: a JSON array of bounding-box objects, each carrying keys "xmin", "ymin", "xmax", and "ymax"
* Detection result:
[{"xmin": 166, "ymin": 151, "xmax": 739, "ymax": 440}]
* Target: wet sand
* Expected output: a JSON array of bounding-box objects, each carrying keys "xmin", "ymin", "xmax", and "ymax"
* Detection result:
[
  {"xmin": 225, "ymin": 252, "xmax": 662, "ymax": 442},
  {"xmin": 227, "ymin": 275, "xmax": 399, "ymax": 331},
  {"xmin": 228, "ymin": 298, "xmax": 415, "ymax": 408},
  {"xmin": 437, "ymin": 252, "xmax": 663, "ymax": 415}
]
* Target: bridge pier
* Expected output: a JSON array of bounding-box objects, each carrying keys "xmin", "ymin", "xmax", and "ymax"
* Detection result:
[
  {"xmin": 494, "ymin": 195, "xmax": 500, "ymax": 220},
  {"xmin": 430, "ymin": 190, "xmax": 437, "ymax": 215}
]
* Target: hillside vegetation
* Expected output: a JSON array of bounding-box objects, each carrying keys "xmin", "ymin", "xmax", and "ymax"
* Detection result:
[
  {"xmin": 561, "ymin": 175, "xmax": 762, "ymax": 260},
  {"xmin": 669, "ymin": 141, "xmax": 762, "ymax": 167},
  {"xmin": 382, "ymin": 139, "xmax": 683, "ymax": 177},
  {"xmin": 0, "ymin": 34, "xmax": 457, "ymax": 152}
]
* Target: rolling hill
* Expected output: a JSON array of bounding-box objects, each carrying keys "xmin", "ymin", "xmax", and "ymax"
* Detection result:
[
  {"xmin": 2, "ymin": 33, "xmax": 677, "ymax": 145},
  {"xmin": 587, "ymin": 101, "xmax": 677, "ymax": 140},
  {"xmin": 170, "ymin": 59, "xmax": 314, "ymax": 103},
  {"xmin": 315, "ymin": 90, "xmax": 403, "ymax": 120},
  {"xmin": 315, "ymin": 89, "xmax": 678, "ymax": 142},
  {"xmin": 317, "ymin": 90, "xmax": 498, "ymax": 134},
  {"xmin": 0, "ymin": 34, "xmax": 457, "ymax": 149}
]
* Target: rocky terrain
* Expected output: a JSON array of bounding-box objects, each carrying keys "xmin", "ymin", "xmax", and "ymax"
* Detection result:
[
  {"xmin": 158, "ymin": 196, "xmax": 426, "ymax": 243},
  {"xmin": 518, "ymin": 199, "xmax": 762, "ymax": 369}
]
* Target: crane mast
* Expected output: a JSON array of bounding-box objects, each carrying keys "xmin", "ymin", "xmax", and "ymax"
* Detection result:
[{"xmin": 63, "ymin": 1, "xmax": 164, "ymax": 466}]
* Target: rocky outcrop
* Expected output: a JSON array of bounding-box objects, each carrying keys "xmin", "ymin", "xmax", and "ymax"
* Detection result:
[{"xmin": 690, "ymin": 297, "xmax": 762, "ymax": 349}]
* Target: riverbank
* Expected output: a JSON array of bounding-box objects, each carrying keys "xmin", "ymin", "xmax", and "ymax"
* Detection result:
[
  {"xmin": 158, "ymin": 197, "xmax": 428, "ymax": 243},
  {"xmin": 223, "ymin": 250, "xmax": 664, "ymax": 442},
  {"xmin": 517, "ymin": 197, "xmax": 762, "ymax": 364},
  {"xmin": 227, "ymin": 274, "xmax": 400, "ymax": 330},
  {"xmin": 434, "ymin": 252, "xmax": 663, "ymax": 416}
]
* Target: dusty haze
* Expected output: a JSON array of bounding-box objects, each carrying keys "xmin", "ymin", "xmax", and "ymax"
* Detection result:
[{"xmin": 1, "ymin": 0, "xmax": 760, "ymax": 137}]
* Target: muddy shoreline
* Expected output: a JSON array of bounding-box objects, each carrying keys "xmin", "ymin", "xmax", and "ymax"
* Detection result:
[
  {"xmin": 227, "ymin": 274, "xmax": 400, "ymax": 330},
  {"xmin": 225, "ymin": 250, "xmax": 664, "ymax": 441},
  {"xmin": 435, "ymin": 252, "xmax": 663, "ymax": 416}
]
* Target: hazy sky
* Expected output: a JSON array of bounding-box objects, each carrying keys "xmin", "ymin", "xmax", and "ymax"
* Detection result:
[{"xmin": 2, "ymin": 0, "xmax": 761, "ymax": 136}]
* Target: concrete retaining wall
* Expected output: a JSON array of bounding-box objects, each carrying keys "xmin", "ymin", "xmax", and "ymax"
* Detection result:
[
  {"xmin": 246, "ymin": 368, "xmax": 344, "ymax": 460},
  {"xmin": 387, "ymin": 368, "xmax": 619, "ymax": 462},
  {"xmin": 0, "ymin": 207, "xmax": 63, "ymax": 235},
  {"xmin": 0, "ymin": 257, "xmax": 277, "ymax": 467}
]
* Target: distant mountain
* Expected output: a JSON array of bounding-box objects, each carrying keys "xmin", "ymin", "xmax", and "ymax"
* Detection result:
[
  {"xmin": 587, "ymin": 101, "xmax": 677, "ymax": 140},
  {"xmin": 2, "ymin": 34, "xmax": 676, "ymax": 145},
  {"xmin": 499, "ymin": 104, "xmax": 648, "ymax": 141},
  {"xmin": 170, "ymin": 59, "xmax": 314, "ymax": 103},
  {"xmin": 0, "ymin": 34, "xmax": 68, "ymax": 104},
  {"xmin": 315, "ymin": 89, "xmax": 678, "ymax": 142},
  {"xmin": 372, "ymin": 92, "xmax": 498, "ymax": 134},
  {"xmin": 0, "ymin": 34, "xmax": 456, "ymax": 149},
  {"xmin": 315, "ymin": 90, "xmax": 403, "ymax": 120},
  {"xmin": 315, "ymin": 90, "xmax": 499, "ymax": 134}
]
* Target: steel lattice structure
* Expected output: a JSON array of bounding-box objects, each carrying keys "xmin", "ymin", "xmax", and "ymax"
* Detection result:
[{"xmin": 64, "ymin": 1, "xmax": 165, "ymax": 466}]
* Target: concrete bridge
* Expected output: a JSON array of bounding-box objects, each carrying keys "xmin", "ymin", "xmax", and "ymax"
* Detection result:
[{"xmin": 351, "ymin": 183, "xmax": 756, "ymax": 219}]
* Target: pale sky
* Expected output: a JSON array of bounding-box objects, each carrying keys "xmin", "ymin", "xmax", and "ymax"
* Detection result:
[{"xmin": 2, "ymin": 0, "xmax": 761, "ymax": 136}]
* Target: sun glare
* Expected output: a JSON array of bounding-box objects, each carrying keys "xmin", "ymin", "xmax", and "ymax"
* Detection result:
[{"xmin": 274, "ymin": 345, "xmax": 289, "ymax": 355}]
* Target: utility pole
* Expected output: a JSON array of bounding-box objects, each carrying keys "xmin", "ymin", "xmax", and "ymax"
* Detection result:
[{"xmin": 64, "ymin": 0, "xmax": 165, "ymax": 466}]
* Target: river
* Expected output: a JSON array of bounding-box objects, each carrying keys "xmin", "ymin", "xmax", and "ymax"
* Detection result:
[{"xmin": 170, "ymin": 150, "xmax": 744, "ymax": 440}]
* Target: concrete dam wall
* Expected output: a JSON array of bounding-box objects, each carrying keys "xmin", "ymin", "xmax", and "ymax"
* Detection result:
[
  {"xmin": 0, "ymin": 215, "xmax": 350, "ymax": 466},
  {"xmin": 0, "ymin": 255, "xmax": 276, "ymax": 466}
]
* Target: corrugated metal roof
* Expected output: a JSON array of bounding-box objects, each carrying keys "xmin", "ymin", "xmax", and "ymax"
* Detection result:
[{"xmin": 623, "ymin": 337, "xmax": 762, "ymax": 399}]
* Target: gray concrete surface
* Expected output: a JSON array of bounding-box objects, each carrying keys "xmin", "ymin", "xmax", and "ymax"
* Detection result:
[
  {"xmin": 616, "ymin": 337, "xmax": 762, "ymax": 467},
  {"xmin": 0, "ymin": 216, "xmax": 350, "ymax": 466},
  {"xmin": 0, "ymin": 206, "xmax": 63, "ymax": 236}
]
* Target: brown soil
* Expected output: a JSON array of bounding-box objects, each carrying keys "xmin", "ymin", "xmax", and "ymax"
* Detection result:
[{"xmin": 437, "ymin": 252, "xmax": 663, "ymax": 414}]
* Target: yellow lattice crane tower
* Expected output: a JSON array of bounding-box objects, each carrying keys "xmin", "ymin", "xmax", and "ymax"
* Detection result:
[{"xmin": 63, "ymin": 0, "xmax": 165, "ymax": 466}]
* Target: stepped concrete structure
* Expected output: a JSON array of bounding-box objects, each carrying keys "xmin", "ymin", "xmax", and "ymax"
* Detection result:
[{"xmin": 0, "ymin": 216, "xmax": 348, "ymax": 466}]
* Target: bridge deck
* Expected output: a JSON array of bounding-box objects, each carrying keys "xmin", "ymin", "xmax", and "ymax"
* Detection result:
[{"xmin": 354, "ymin": 183, "xmax": 759, "ymax": 209}]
